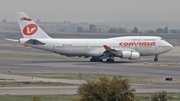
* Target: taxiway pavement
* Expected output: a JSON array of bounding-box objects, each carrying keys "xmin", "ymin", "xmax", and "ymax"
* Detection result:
[
  {"xmin": 0, "ymin": 57, "xmax": 180, "ymax": 78},
  {"xmin": 1, "ymin": 84, "xmax": 180, "ymax": 95}
]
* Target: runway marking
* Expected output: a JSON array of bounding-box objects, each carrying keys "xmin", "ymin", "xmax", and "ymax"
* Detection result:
[
  {"xmin": 158, "ymin": 63, "xmax": 167, "ymax": 66},
  {"xmin": 157, "ymin": 63, "xmax": 180, "ymax": 67},
  {"xmin": 2, "ymin": 66, "xmax": 23, "ymax": 68}
]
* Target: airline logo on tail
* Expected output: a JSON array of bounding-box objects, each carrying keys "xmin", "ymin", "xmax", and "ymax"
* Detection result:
[{"xmin": 23, "ymin": 24, "xmax": 38, "ymax": 35}]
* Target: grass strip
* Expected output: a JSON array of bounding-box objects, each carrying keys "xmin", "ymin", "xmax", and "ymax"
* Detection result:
[
  {"xmin": 0, "ymin": 93, "xmax": 180, "ymax": 101},
  {"xmin": 0, "ymin": 81, "xmax": 77, "ymax": 87},
  {"xmin": 9, "ymin": 72, "xmax": 180, "ymax": 84}
]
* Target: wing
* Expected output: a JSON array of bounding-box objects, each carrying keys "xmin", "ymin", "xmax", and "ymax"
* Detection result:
[
  {"xmin": 99, "ymin": 45, "xmax": 121, "ymax": 59},
  {"xmin": 99, "ymin": 45, "xmax": 140, "ymax": 60}
]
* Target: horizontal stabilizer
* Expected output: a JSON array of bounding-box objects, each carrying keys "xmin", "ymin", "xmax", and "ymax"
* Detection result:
[{"xmin": 4, "ymin": 38, "xmax": 19, "ymax": 42}]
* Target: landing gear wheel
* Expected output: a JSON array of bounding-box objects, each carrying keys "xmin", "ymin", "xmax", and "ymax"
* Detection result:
[
  {"xmin": 90, "ymin": 57, "xmax": 103, "ymax": 62},
  {"xmin": 90, "ymin": 58, "xmax": 94, "ymax": 62},
  {"xmin": 154, "ymin": 55, "xmax": 158, "ymax": 62},
  {"xmin": 99, "ymin": 59, "xmax": 103, "ymax": 62},
  {"xmin": 110, "ymin": 59, "xmax": 114, "ymax": 62},
  {"xmin": 106, "ymin": 59, "xmax": 110, "ymax": 62},
  {"xmin": 154, "ymin": 58, "xmax": 158, "ymax": 62},
  {"xmin": 106, "ymin": 58, "xmax": 114, "ymax": 63}
]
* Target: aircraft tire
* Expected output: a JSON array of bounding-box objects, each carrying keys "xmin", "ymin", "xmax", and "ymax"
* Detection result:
[
  {"xmin": 106, "ymin": 59, "xmax": 114, "ymax": 63},
  {"xmin": 154, "ymin": 58, "xmax": 158, "ymax": 62},
  {"xmin": 106, "ymin": 59, "xmax": 110, "ymax": 62},
  {"xmin": 99, "ymin": 59, "xmax": 103, "ymax": 62},
  {"xmin": 110, "ymin": 59, "xmax": 114, "ymax": 63},
  {"xmin": 90, "ymin": 57, "xmax": 102, "ymax": 62},
  {"xmin": 90, "ymin": 58, "xmax": 95, "ymax": 62}
]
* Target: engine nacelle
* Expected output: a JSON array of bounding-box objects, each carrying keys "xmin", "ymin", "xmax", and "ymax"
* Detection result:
[
  {"xmin": 120, "ymin": 51, "xmax": 140, "ymax": 60},
  {"xmin": 130, "ymin": 52, "xmax": 140, "ymax": 60}
]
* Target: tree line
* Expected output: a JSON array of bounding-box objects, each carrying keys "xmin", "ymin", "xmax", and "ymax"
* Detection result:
[
  {"xmin": 1, "ymin": 18, "xmax": 179, "ymax": 34},
  {"xmin": 77, "ymin": 24, "xmax": 101, "ymax": 33},
  {"xmin": 77, "ymin": 24, "xmax": 179, "ymax": 34}
]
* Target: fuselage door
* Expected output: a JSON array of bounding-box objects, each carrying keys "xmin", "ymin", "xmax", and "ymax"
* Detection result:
[{"xmin": 155, "ymin": 42, "xmax": 158, "ymax": 50}]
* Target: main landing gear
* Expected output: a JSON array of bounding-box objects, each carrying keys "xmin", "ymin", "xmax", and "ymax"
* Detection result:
[
  {"xmin": 106, "ymin": 57, "xmax": 114, "ymax": 63},
  {"xmin": 90, "ymin": 57, "xmax": 115, "ymax": 63},
  {"xmin": 90, "ymin": 57, "xmax": 103, "ymax": 62},
  {"xmin": 154, "ymin": 55, "xmax": 158, "ymax": 62}
]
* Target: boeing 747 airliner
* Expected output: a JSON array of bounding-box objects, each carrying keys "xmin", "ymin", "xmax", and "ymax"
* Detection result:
[{"xmin": 5, "ymin": 12, "xmax": 173, "ymax": 62}]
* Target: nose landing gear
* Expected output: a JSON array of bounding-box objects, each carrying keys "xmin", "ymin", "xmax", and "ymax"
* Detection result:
[{"xmin": 154, "ymin": 55, "xmax": 158, "ymax": 62}]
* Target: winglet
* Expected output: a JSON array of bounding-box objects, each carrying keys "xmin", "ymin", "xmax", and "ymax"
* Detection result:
[{"xmin": 103, "ymin": 45, "xmax": 112, "ymax": 50}]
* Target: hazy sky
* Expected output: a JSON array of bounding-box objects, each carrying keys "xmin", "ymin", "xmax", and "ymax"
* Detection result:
[{"xmin": 0, "ymin": 0, "xmax": 180, "ymax": 22}]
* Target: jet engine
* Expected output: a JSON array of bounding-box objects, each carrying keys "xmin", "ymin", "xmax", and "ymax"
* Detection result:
[{"xmin": 117, "ymin": 51, "xmax": 140, "ymax": 60}]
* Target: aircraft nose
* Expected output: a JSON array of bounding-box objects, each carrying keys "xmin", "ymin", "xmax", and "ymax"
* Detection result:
[
  {"xmin": 170, "ymin": 44, "xmax": 173, "ymax": 50},
  {"xmin": 167, "ymin": 42, "xmax": 173, "ymax": 51}
]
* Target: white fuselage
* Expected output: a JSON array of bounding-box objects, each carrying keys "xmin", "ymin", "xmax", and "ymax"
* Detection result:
[{"xmin": 20, "ymin": 36, "xmax": 173, "ymax": 58}]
